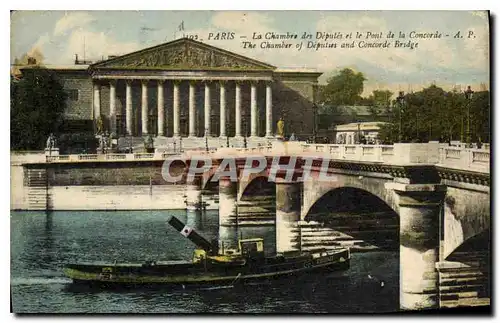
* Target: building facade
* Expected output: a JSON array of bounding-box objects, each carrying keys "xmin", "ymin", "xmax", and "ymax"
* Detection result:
[
  {"xmin": 333, "ymin": 122, "xmax": 389, "ymax": 144},
  {"xmin": 21, "ymin": 38, "xmax": 321, "ymax": 147}
]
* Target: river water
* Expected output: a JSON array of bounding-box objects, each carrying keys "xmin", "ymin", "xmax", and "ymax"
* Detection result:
[{"xmin": 11, "ymin": 210, "xmax": 399, "ymax": 313}]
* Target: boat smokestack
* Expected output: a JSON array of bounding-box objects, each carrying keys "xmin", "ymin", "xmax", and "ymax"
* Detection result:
[{"xmin": 167, "ymin": 216, "xmax": 213, "ymax": 252}]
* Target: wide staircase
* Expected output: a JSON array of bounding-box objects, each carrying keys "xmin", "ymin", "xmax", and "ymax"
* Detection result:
[
  {"xmin": 25, "ymin": 168, "xmax": 49, "ymax": 210},
  {"xmin": 437, "ymin": 250, "xmax": 490, "ymax": 308}
]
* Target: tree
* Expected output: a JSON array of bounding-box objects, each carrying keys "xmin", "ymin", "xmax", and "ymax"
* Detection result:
[
  {"xmin": 318, "ymin": 68, "xmax": 366, "ymax": 107},
  {"xmin": 366, "ymin": 89, "xmax": 393, "ymax": 118},
  {"xmin": 377, "ymin": 84, "xmax": 490, "ymax": 144},
  {"xmin": 11, "ymin": 67, "xmax": 67, "ymax": 150},
  {"xmin": 470, "ymin": 91, "xmax": 490, "ymax": 143}
]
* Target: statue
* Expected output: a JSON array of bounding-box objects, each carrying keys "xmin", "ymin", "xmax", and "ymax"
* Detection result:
[
  {"xmin": 46, "ymin": 133, "xmax": 55, "ymax": 150},
  {"xmin": 45, "ymin": 133, "xmax": 57, "ymax": 156},
  {"xmin": 96, "ymin": 115, "xmax": 104, "ymax": 134},
  {"xmin": 144, "ymin": 134, "xmax": 154, "ymax": 153},
  {"xmin": 277, "ymin": 118, "xmax": 285, "ymax": 138}
]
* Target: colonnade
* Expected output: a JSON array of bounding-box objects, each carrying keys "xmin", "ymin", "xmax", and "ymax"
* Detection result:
[{"xmin": 92, "ymin": 79, "xmax": 273, "ymax": 138}]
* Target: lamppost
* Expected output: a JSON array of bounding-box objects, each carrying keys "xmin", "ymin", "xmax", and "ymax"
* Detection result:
[
  {"xmin": 226, "ymin": 120, "xmax": 230, "ymax": 148},
  {"xmin": 397, "ymin": 91, "xmax": 405, "ymax": 143},
  {"xmin": 243, "ymin": 121, "xmax": 248, "ymax": 148},
  {"xmin": 357, "ymin": 122, "xmax": 361, "ymax": 144},
  {"xmin": 312, "ymin": 103, "xmax": 318, "ymax": 144},
  {"xmin": 205, "ymin": 128, "xmax": 209, "ymax": 152},
  {"xmin": 464, "ymin": 85, "xmax": 474, "ymax": 147}
]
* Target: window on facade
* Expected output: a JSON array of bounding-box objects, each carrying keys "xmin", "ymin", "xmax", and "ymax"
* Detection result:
[{"xmin": 68, "ymin": 89, "xmax": 79, "ymax": 101}]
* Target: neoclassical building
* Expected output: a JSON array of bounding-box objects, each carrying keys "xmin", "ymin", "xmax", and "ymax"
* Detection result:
[{"xmin": 21, "ymin": 38, "xmax": 322, "ymax": 148}]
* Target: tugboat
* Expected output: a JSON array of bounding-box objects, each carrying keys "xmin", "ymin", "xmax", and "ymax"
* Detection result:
[{"xmin": 63, "ymin": 216, "xmax": 350, "ymax": 288}]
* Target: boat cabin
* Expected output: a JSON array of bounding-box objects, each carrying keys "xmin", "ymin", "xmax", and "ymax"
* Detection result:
[{"xmin": 239, "ymin": 238, "xmax": 264, "ymax": 256}]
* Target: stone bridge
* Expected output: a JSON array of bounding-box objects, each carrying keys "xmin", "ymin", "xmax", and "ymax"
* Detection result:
[
  {"xmin": 19, "ymin": 141, "xmax": 490, "ymax": 310},
  {"xmin": 176, "ymin": 142, "xmax": 490, "ymax": 311}
]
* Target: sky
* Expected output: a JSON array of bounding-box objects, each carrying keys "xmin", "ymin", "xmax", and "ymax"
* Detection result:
[{"xmin": 10, "ymin": 10, "xmax": 490, "ymax": 96}]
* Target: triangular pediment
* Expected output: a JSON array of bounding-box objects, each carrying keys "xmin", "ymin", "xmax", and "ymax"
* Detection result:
[{"xmin": 90, "ymin": 38, "xmax": 275, "ymax": 71}]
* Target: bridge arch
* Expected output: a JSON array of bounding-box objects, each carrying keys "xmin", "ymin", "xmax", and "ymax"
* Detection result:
[
  {"xmin": 238, "ymin": 176, "xmax": 275, "ymax": 200},
  {"xmin": 303, "ymin": 186, "xmax": 399, "ymax": 251},
  {"xmin": 201, "ymin": 172, "xmax": 219, "ymax": 192},
  {"xmin": 442, "ymin": 189, "xmax": 490, "ymax": 259},
  {"xmin": 301, "ymin": 175, "xmax": 398, "ymax": 220},
  {"xmin": 237, "ymin": 170, "xmax": 272, "ymax": 202}
]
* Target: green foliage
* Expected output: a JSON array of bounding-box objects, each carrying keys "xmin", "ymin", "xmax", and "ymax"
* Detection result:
[
  {"xmin": 366, "ymin": 90, "xmax": 393, "ymax": 116},
  {"xmin": 11, "ymin": 67, "xmax": 67, "ymax": 150},
  {"xmin": 377, "ymin": 85, "xmax": 490, "ymax": 143},
  {"xmin": 318, "ymin": 68, "xmax": 366, "ymax": 106}
]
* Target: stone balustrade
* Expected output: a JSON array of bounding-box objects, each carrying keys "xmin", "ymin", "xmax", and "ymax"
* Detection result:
[
  {"xmin": 438, "ymin": 146, "xmax": 490, "ymax": 173},
  {"xmin": 41, "ymin": 142, "xmax": 490, "ymax": 174}
]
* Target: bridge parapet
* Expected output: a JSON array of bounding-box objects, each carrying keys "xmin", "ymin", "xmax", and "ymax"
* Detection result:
[
  {"xmin": 438, "ymin": 146, "xmax": 490, "ymax": 173},
  {"xmin": 39, "ymin": 142, "xmax": 490, "ymax": 175}
]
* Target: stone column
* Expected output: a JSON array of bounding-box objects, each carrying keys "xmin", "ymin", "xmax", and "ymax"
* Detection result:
[
  {"xmin": 173, "ymin": 81, "xmax": 180, "ymax": 137},
  {"xmin": 266, "ymin": 82, "xmax": 273, "ymax": 137},
  {"xmin": 235, "ymin": 81, "xmax": 242, "ymax": 137},
  {"xmin": 188, "ymin": 81, "xmax": 196, "ymax": 137},
  {"xmin": 204, "ymin": 81, "xmax": 211, "ymax": 136},
  {"xmin": 219, "ymin": 81, "xmax": 226, "ymax": 137},
  {"xmin": 141, "ymin": 80, "xmax": 148, "ymax": 135},
  {"xmin": 250, "ymin": 81, "xmax": 258, "ymax": 137},
  {"xmin": 185, "ymin": 175, "xmax": 202, "ymax": 212},
  {"xmin": 109, "ymin": 80, "xmax": 116, "ymax": 135},
  {"xmin": 386, "ymin": 182, "xmax": 446, "ymax": 311},
  {"xmin": 125, "ymin": 80, "xmax": 133, "ymax": 135},
  {"xmin": 275, "ymin": 180, "xmax": 302, "ymax": 253},
  {"xmin": 93, "ymin": 82, "xmax": 101, "ymax": 119},
  {"xmin": 219, "ymin": 176, "xmax": 238, "ymax": 252},
  {"xmin": 157, "ymin": 80, "xmax": 165, "ymax": 136}
]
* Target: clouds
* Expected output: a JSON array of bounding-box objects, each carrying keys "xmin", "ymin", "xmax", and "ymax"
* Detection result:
[
  {"xmin": 53, "ymin": 12, "xmax": 96, "ymax": 36},
  {"xmin": 20, "ymin": 12, "xmax": 141, "ymax": 64},
  {"xmin": 62, "ymin": 29, "xmax": 141, "ymax": 63}
]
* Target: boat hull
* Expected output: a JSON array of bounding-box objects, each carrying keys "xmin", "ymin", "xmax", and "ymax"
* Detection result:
[{"xmin": 64, "ymin": 249, "xmax": 350, "ymax": 288}]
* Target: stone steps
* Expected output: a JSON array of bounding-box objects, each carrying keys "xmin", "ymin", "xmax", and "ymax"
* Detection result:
[
  {"xmin": 437, "ymin": 259, "xmax": 490, "ymax": 308},
  {"xmin": 440, "ymin": 298, "xmax": 490, "ymax": 308},
  {"xmin": 25, "ymin": 168, "xmax": 49, "ymax": 210},
  {"xmin": 27, "ymin": 187, "xmax": 48, "ymax": 210},
  {"xmin": 26, "ymin": 168, "xmax": 48, "ymax": 187}
]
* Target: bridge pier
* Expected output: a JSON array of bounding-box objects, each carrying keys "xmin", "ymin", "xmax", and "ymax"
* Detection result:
[
  {"xmin": 218, "ymin": 176, "xmax": 239, "ymax": 252},
  {"xmin": 276, "ymin": 180, "xmax": 302, "ymax": 253},
  {"xmin": 387, "ymin": 183, "xmax": 446, "ymax": 311},
  {"xmin": 185, "ymin": 175, "xmax": 202, "ymax": 212},
  {"xmin": 186, "ymin": 209, "xmax": 203, "ymax": 231}
]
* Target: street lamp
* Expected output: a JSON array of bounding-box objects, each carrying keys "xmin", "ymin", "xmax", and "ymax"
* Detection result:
[
  {"xmin": 357, "ymin": 122, "xmax": 361, "ymax": 144},
  {"xmin": 226, "ymin": 120, "xmax": 230, "ymax": 148},
  {"xmin": 243, "ymin": 121, "xmax": 248, "ymax": 148},
  {"xmin": 312, "ymin": 103, "xmax": 318, "ymax": 144},
  {"xmin": 397, "ymin": 91, "xmax": 405, "ymax": 143},
  {"xmin": 464, "ymin": 85, "xmax": 474, "ymax": 147},
  {"xmin": 205, "ymin": 128, "xmax": 209, "ymax": 152}
]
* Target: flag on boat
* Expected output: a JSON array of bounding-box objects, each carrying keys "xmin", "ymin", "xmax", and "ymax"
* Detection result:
[{"xmin": 181, "ymin": 225, "xmax": 193, "ymax": 237}]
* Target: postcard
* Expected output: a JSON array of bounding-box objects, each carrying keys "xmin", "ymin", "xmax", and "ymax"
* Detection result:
[{"xmin": 10, "ymin": 10, "xmax": 490, "ymax": 314}]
